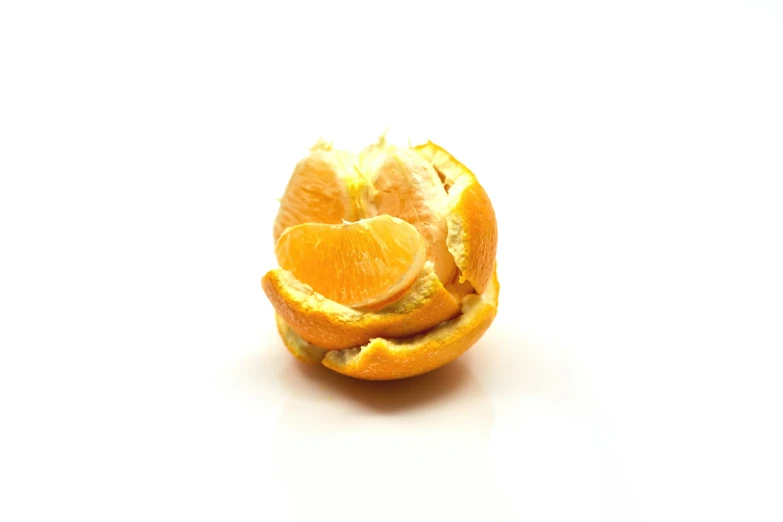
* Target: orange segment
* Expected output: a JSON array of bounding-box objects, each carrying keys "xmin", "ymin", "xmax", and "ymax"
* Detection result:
[
  {"xmin": 370, "ymin": 149, "xmax": 457, "ymax": 285},
  {"xmin": 274, "ymin": 215, "xmax": 426, "ymax": 308},
  {"xmin": 273, "ymin": 144, "xmax": 358, "ymax": 241}
]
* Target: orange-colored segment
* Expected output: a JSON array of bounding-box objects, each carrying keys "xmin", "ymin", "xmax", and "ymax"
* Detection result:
[
  {"xmin": 274, "ymin": 215, "xmax": 426, "ymax": 308},
  {"xmin": 265, "ymin": 137, "xmax": 500, "ymax": 380},
  {"xmin": 446, "ymin": 175, "xmax": 498, "ymax": 294},
  {"xmin": 370, "ymin": 149, "xmax": 457, "ymax": 285},
  {"xmin": 273, "ymin": 147, "xmax": 358, "ymax": 241}
]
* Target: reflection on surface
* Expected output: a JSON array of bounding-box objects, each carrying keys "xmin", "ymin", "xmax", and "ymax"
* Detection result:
[
  {"xmin": 229, "ymin": 324, "xmax": 628, "ymax": 520},
  {"xmin": 278, "ymin": 359, "xmax": 477, "ymax": 413},
  {"xmin": 273, "ymin": 360, "xmax": 515, "ymax": 520}
]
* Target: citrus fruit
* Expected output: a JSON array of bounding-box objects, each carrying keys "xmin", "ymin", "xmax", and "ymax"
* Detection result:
[{"xmin": 263, "ymin": 136, "xmax": 499, "ymax": 380}]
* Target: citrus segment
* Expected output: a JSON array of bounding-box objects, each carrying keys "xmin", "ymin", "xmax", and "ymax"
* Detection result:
[
  {"xmin": 370, "ymin": 149, "xmax": 457, "ymax": 285},
  {"xmin": 273, "ymin": 146, "xmax": 359, "ymax": 241},
  {"xmin": 274, "ymin": 215, "xmax": 426, "ymax": 308},
  {"xmin": 262, "ymin": 262, "xmax": 461, "ymax": 349}
]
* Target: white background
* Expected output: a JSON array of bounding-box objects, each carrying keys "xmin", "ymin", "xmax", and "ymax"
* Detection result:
[{"xmin": 1, "ymin": 1, "xmax": 782, "ymax": 521}]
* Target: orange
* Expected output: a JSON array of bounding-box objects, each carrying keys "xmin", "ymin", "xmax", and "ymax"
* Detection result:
[
  {"xmin": 264, "ymin": 136, "xmax": 499, "ymax": 380},
  {"xmin": 274, "ymin": 215, "xmax": 426, "ymax": 309}
]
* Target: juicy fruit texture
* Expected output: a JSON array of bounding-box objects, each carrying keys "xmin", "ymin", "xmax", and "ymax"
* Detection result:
[
  {"xmin": 370, "ymin": 150, "xmax": 456, "ymax": 285},
  {"xmin": 275, "ymin": 215, "xmax": 426, "ymax": 309},
  {"xmin": 265, "ymin": 136, "xmax": 499, "ymax": 380},
  {"xmin": 273, "ymin": 143, "xmax": 360, "ymax": 241}
]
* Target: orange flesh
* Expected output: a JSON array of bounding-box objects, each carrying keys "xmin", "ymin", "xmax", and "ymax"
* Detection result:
[
  {"xmin": 273, "ymin": 149, "xmax": 357, "ymax": 241},
  {"xmin": 370, "ymin": 149, "xmax": 457, "ymax": 285},
  {"xmin": 274, "ymin": 215, "xmax": 427, "ymax": 308}
]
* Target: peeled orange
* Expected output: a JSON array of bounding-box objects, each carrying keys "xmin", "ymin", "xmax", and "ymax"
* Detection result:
[{"xmin": 263, "ymin": 136, "xmax": 499, "ymax": 380}]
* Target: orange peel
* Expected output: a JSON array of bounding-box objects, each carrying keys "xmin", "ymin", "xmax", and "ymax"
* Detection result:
[
  {"xmin": 275, "ymin": 266, "xmax": 499, "ymax": 380},
  {"xmin": 275, "ymin": 215, "xmax": 427, "ymax": 308},
  {"xmin": 413, "ymin": 141, "xmax": 498, "ymax": 293},
  {"xmin": 262, "ymin": 262, "xmax": 460, "ymax": 349}
]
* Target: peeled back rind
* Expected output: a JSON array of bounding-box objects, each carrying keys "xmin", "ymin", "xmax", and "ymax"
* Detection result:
[
  {"xmin": 356, "ymin": 134, "xmax": 398, "ymax": 182},
  {"xmin": 413, "ymin": 141, "xmax": 498, "ymax": 293},
  {"xmin": 275, "ymin": 265, "xmax": 500, "ymax": 380},
  {"xmin": 275, "ymin": 313, "xmax": 328, "ymax": 364},
  {"xmin": 262, "ymin": 262, "xmax": 461, "ymax": 349},
  {"xmin": 274, "ymin": 215, "xmax": 427, "ymax": 308},
  {"xmin": 445, "ymin": 175, "xmax": 498, "ymax": 294}
]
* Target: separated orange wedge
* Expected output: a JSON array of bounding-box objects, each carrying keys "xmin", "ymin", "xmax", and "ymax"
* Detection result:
[{"xmin": 274, "ymin": 215, "xmax": 426, "ymax": 309}]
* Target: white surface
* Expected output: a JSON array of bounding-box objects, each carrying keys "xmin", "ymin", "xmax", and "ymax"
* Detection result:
[{"xmin": 1, "ymin": 1, "xmax": 782, "ymax": 521}]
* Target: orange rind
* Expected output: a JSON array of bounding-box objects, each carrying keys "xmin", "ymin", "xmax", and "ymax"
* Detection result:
[
  {"xmin": 275, "ymin": 266, "xmax": 499, "ymax": 380},
  {"xmin": 413, "ymin": 141, "xmax": 498, "ymax": 293},
  {"xmin": 275, "ymin": 215, "xmax": 427, "ymax": 308}
]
